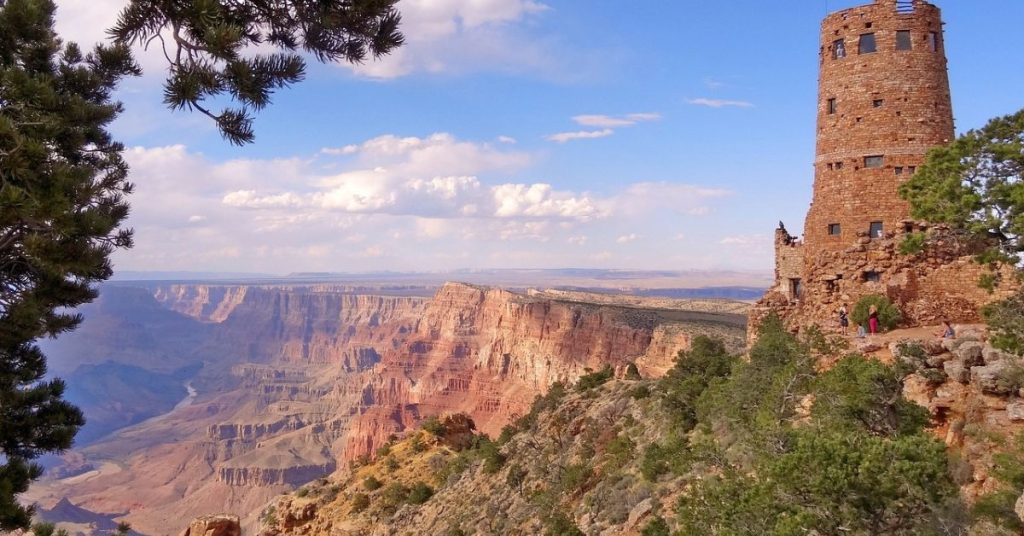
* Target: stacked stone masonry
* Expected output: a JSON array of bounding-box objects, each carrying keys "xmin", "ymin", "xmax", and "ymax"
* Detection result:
[{"xmin": 754, "ymin": 0, "xmax": 1015, "ymax": 335}]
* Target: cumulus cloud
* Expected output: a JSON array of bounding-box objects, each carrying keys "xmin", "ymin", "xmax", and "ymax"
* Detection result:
[
  {"xmin": 687, "ymin": 98, "xmax": 754, "ymax": 109},
  {"xmin": 112, "ymin": 133, "xmax": 740, "ymax": 272},
  {"xmin": 616, "ymin": 234, "xmax": 640, "ymax": 244}
]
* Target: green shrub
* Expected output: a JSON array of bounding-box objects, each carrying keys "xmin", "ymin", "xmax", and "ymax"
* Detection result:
[
  {"xmin": 851, "ymin": 294, "xmax": 902, "ymax": 331},
  {"xmin": 410, "ymin": 435, "xmax": 427, "ymax": 453},
  {"xmin": 295, "ymin": 487, "xmax": 309, "ymax": 498},
  {"xmin": 559, "ymin": 462, "xmax": 593, "ymax": 494},
  {"xmin": 421, "ymin": 416, "xmax": 445, "ymax": 436},
  {"xmin": 384, "ymin": 456, "xmax": 400, "ymax": 472},
  {"xmin": 444, "ymin": 526, "xmax": 467, "ymax": 536},
  {"xmin": 479, "ymin": 439, "xmax": 506, "ymax": 474},
  {"xmin": 350, "ymin": 492, "xmax": 370, "ymax": 513},
  {"xmin": 381, "ymin": 482, "xmax": 410, "ymax": 509},
  {"xmin": 505, "ymin": 464, "xmax": 528, "ymax": 493},
  {"xmin": 376, "ymin": 443, "xmax": 391, "ymax": 457},
  {"xmin": 604, "ymin": 434, "xmax": 635, "ymax": 471},
  {"xmin": 984, "ymin": 291, "xmax": 1024, "ymax": 355},
  {"xmin": 575, "ymin": 365, "xmax": 614, "ymax": 392},
  {"xmin": 363, "ymin": 475, "xmax": 383, "ymax": 491},
  {"xmin": 625, "ymin": 363, "xmax": 642, "ymax": 380},
  {"xmin": 898, "ymin": 231, "xmax": 927, "ymax": 255},
  {"xmin": 544, "ymin": 512, "xmax": 584, "ymax": 536},
  {"xmin": 630, "ymin": 385, "xmax": 651, "ymax": 400},
  {"xmin": 407, "ymin": 481, "xmax": 434, "ymax": 504},
  {"xmin": 641, "ymin": 516, "xmax": 670, "ymax": 536}
]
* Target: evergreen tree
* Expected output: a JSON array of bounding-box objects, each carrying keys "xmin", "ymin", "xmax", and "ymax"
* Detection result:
[
  {"xmin": 109, "ymin": 0, "xmax": 404, "ymax": 144},
  {"xmin": 0, "ymin": 0, "xmax": 138, "ymax": 528}
]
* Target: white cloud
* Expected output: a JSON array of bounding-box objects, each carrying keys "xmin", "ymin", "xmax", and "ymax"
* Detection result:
[
  {"xmin": 111, "ymin": 134, "xmax": 742, "ymax": 273},
  {"xmin": 703, "ymin": 77, "xmax": 727, "ymax": 90},
  {"xmin": 546, "ymin": 129, "xmax": 615, "ymax": 143},
  {"xmin": 497, "ymin": 136, "xmax": 518, "ymax": 144},
  {"xmin": 548, "ymin": 113, "xmax": 660, "ymax": 143},
  {"xmin": 348, "ymin": 0, "xmax": 560, "ymax": 79},
  {"xmin": 616, "ymin": 233, "xmax": 640, "ymax": 244},
  {"xmin": 687, "ymin": 98, "xmax": 754, "ymax": 109},
  {"xmin": 321, "ymin": 145, "xmax": 360, "ymax": 156},
  {"xmin": 719, "ymin": 234, "xmax": 770, "ymax": 246}
]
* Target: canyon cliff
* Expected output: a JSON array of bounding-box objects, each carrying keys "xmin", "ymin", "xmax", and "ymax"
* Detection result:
[{"xmin": 28, "ymin": 282, "xmax": 746, "ymax": 535}]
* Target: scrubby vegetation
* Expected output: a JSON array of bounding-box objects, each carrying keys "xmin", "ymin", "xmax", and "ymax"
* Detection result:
[
  {"xmin": 851, "ymin": 294, "xmax": 903, "ymax": 331},
  {"xmin": 267, "ymin": 318, "xmax": 1024, "ymax": 535}
]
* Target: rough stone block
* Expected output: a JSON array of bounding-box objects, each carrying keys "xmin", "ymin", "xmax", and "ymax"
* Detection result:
[{"xmin": 943, "ymin": 359, "xmax": 970, "ymax": 385}]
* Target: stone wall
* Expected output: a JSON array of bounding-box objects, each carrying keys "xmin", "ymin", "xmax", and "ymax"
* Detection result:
[{"xmin": 751, "ymin": 223, "xmax": 1018, "ymax": 335}]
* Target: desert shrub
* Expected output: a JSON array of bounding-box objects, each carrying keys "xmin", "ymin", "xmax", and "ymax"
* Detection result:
[
  {"xmin": 421, "ymin": 416, "xmax": 445, "ymax": 436},
  {"xmin": 479, "ymin": 438, "xmax": 506, "ymax": 474},
  {"xmin": 439, "ymin": 452, "xmax": 471, "ymax": 483},
  {"xmin": 506, "ymin": 464, "xmax": 528, "ymax": 493},
  {"xmin": 444, "ymin": 526, "xmax": 467, "ymax": 536},
  {"xmin": 384, "ymin": 456, "xmax": 400, "ymax": 472},
  {"xmin": 630, "ymin": 385, "xmax": 651, "ymax": 400},
  {"xmin": 295, "ymin": 487, "xmax": 309, "ymax": 498},
  {"xmin": 261, "ymin": 505, "xmax": 277, "ymax": 526},
  {"xmin": 984, "ymin": 291, "xmax": 1024, "ymax": 355},
  {"xmin": 641, "ymin": 516, "xmax": 670, "ymax": 536},
  {"xmin": 604, "ymin": 434, "xmax": 635, "ymax": 471},
  {"xmin": 851, "ymin": 294, "xmax": 902, "ymax": 331},
  {"xmin": 973, "ymin": 433, "xmax": 1024, "ymax": 532},
  {"xmin": 812, "ymin": 356, "xmax": 930, "ymax": 437},
  {"xmin": 899, "ymin": 231, "xmax": 927, "ymax": 255},
  {"xmin": 407, "ymin": 481, "xmax": 434, "ymax": 504},
  {"xmin": 410, "ymin": 435, "xmax": 427, "ymax": 453},
  {"xmin": 544, "ymin": 512, "xmax": 584, "ymax": 536},
  {"xmin": 350, "ymin": 492, "xmax": 370, "ymax": 513},
  {"xmin": 381, "ymin": 482, "xmax": 410, "ymax": 509},
  {"xmin": 376, "ymin": 443, "xmax": 391, "ymax": 457},
  {"xmin": 500, "ymin": 382, "xmax": 569, "ymax": 444},
  {"xmin": 575, "ymin": 365, "xmax": 614, "ymax": 392},
  {"xmin": 323, "ymin": 484, "xmax": 341, "ymax": 502},
  {"xmin": 30, "ymin": 524, "xmax": 61, "ymax": 536},
  {"xmin": 625, "ymin": 363, "xmax": 642, "ymax": 380},
  {"xmin": 640, "ymin": 437, "xmax": 690, "ymax": 482},
  {"xmin": 363, "ymin": 475, "xmax": 383, "ymax": 491},
  {"xmin": 559, "ymin": 462, "xmax": 593, "ymax": 495}
]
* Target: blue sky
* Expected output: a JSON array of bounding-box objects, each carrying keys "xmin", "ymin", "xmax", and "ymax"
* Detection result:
[{"xmin": 54, "ymin": 1, "xmax": 1024, "ymax": 274}]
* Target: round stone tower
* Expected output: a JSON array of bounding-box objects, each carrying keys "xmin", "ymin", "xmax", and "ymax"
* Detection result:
[{"xmin": 803, "ymin": 0, "xmax": 953, "ymax": 257}]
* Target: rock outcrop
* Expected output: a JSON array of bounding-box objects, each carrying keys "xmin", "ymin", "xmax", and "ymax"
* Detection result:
[{"xmin": 179, "ymin": 514, "xmax": 241, "ymax": 536}]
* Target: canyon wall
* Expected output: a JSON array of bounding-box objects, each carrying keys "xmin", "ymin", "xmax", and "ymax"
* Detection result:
[{"xmin": 30, "ymin": 282, "xmax": 746, "ymax": 535}]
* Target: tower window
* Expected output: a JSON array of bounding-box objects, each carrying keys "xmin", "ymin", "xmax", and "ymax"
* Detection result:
[
  {"xmin": 859, "ymin": 33, "xmax": 877, "ymax": 54},
  {"xmin": 873, "ymin": 99, "xmax": 884, "ymax": 108},
  {"xmin": 895, "ymin": 167, "xmax": 904, "ymax": 175},
  {"xmin": 790, "ymin": 278, "xmax": 803, "ymax": 299},
  {"xmin": 832, "ymin": 39, "xmax": 847, "ymax": 59},
  {"xmin": 864, "ymin": 155, "xmax": 884, "ymax": 168},
  {"xmin": 828, "ymin": 223, "xmax": 841, "ymax": 236},
  {"xmin": 828, "ymin": 98, "xmax": 837, "ymax": 114},
  {"xmin": 908, "ymin": 166, "xmax": 917, "ymax": 174},
  {"xmin": 835, "ymin": 161, "xmax": 844, "ymax": 170},
  {"xmin": 863, "ymin": 271, "xmax": 882, "ymax": 283},
  {"xmin": 928, "ymin": 32, "xmax": 939, "ymax": 51},
  {"xmin": 869, "ymin": 221, "xmax": 884, "ymax": 238},
  {"xmin": 827, "ymin": 163, "xmax": 834, "ymax": 171},
  {"xmin": 896, "ymin": 30, "xmax": 913, "ymax": 51}
]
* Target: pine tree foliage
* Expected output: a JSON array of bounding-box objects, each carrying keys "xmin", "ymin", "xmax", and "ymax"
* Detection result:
[
  {"xmin": 899, "ymin": 108, "xmax": 1024, "ymax": 265},
  {"xmin": 0, "ymin": 0, "xmax": 138, "ymax": 528},
  {"xmin": 108, "ymin": 0, "xmax": 404, "ymax": 144}
]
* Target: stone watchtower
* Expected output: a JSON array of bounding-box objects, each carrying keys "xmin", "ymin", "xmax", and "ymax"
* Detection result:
[
  {"xmin": 805, "ymin": 0, "xmax": 953, "ymax": 257},
  {"xmin": 753, "ymin": 0, "xmax": 1015, "ymax": 333}
]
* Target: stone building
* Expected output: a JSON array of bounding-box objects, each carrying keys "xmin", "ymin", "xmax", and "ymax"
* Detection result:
[{"xmin": 753, "ymin": 0, "xmax": 1016, "ymax": 333}]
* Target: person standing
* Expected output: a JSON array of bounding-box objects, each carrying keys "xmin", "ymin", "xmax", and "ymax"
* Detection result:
[
  {"xmin": 838, "ymin": 304, "xmax": 849, "ymax": 335},
  {"xmin": 868, "ymin": 305, "xmax": 880, "ymax": 334}
]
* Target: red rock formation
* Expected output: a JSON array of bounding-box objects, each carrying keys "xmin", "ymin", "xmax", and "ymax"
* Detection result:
[{"xmin": 31, "ymin": 282, "xmax": 744, "ymax": 534}]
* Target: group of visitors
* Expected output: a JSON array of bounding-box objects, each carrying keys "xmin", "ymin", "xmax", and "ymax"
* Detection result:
[{"xmin": 835, "ymin": 303, "xmax": 955, "ymax": 340}]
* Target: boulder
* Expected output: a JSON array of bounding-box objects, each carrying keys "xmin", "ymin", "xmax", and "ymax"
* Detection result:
[
  {"xmin": 179, "ymin": 515, "xmax": 241, "ymax": 536},
  {"xmin": 926, "ymin": 352, "xmax": 955, "ymax": 369},
  {"xmin": 1008, "ymin": 401, "xmax": 1024, "ymax": 422},
  {"xmin": 983, "ymin": 346, "xmax": 1014, "ymax": 365},
  {"xmin": 944, "ymin": 358, "xmax": 971, "ymax": 385},
  {"xmin": 971, "ymin": 361, "xmax": 1023, "ymax": 396},
  {"xmin": 1017, "ymin": 492, "xmax": 1024, "ymax": 524},
  {"xmin": 954, "ymin": 342, "xmax": 984, "ymax": 366},
  {"xmin": 626, "ymin": 498, "xmax": 654, "ymax": 528},
  {"xmin": 923, "ymin": 339, "xmax": 947, "ymax": 356},
  {"xmin": 855, "ymin": 340, "xmax": 883, "ymax": 354}
]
